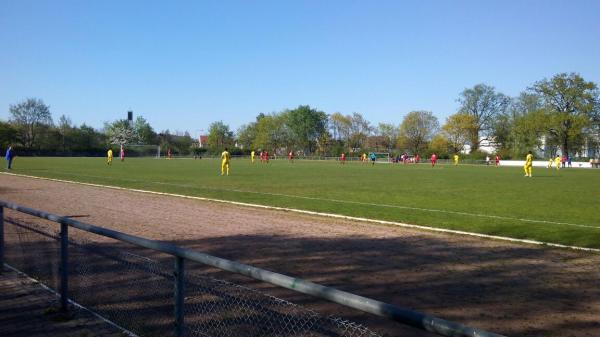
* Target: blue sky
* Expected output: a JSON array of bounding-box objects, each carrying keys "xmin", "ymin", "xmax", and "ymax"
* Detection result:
[{"xmin": 1, "ymin": 0, "xmax": 599, "ymax": 137}]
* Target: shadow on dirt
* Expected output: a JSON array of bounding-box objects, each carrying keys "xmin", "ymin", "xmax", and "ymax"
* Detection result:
[{"xmin": 4, "ymin": 217, "xmax": 600, "ymax": 337}]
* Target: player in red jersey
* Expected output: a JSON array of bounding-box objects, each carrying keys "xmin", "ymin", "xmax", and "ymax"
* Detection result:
[
  {"xmin": 495, "ymin": 154, "xmax": 501, "ymax": 166},
  {"xmin": 430, "ymin": 153, "xmax": 437, "ymax": 167},
  {"xmin": 120, "ymin": 145, "xmax": 125, "ymax": 162},
  {"xmin": 264, "ymin": 150, "xmax": 269, "ymax": 163},
  {"xmin": 340, "ymin": 152, "xmax": 346, "ymax": 165},
  {"xmin": 288, "ymin": 150, "xmax": 294, "ymax": 163}
]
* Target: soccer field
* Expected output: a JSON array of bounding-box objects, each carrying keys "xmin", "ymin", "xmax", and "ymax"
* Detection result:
[{"xmin": 6, "ymin": 156, "xmax": 600, "ymax": 249}]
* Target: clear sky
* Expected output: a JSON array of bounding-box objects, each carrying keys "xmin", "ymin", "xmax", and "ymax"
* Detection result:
[{"xmin": 1, "ymin": 0, "xmax": 599, "ymax": 137}]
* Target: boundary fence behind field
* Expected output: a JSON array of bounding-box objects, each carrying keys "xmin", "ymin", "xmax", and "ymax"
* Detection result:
[
  {"xmin": 187, "ymin": 155, "xmax": 598, "ymax": 168},
  {"xmin": 0, "ymin": 200, "xmax": 504, "ymax": 337}
]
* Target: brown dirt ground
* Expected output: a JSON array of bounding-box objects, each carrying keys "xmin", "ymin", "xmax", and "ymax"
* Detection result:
[{"xmin": 1, "ymin": 173, "xmax": 599, "ymax": 337}]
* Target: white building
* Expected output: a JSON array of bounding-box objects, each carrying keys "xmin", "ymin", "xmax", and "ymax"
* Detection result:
[{"xmin": 462, "ymin": 137, "xmax": 499, "ymax": 154}]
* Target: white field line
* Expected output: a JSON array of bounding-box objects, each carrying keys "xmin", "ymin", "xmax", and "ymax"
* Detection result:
[
  {"xmin": 149, "ymin": 182, "xmax": 600, "ymax": 230},
  {"xmin": 2, "ymin": 171, "xmax": 600, "ymax": 253},
  {"xmin": 3, "ymin": 263, "xmax": 139, "ymax": 337},
  {"xmin": 9, "ymin": 170, "xmax": 600, "ymax": 231}
]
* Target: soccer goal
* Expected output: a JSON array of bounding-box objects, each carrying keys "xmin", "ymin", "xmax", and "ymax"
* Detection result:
[
  {"xmin": 120, "ymin": 144, "xmax": 161, "ymax": 158},
  {"xmin": 372, "ymin": 152, "xmax": 391, "ymax": 163}
]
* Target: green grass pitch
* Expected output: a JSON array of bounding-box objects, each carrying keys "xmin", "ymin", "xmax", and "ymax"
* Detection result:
[{"xmin": 6, "ymin": 156, "xmax": 600, "ymax": 249}]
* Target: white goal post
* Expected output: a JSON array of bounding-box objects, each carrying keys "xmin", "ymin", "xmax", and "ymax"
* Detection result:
[
  {"xmin": 372, "ymin": 152, "xmax": 391, "ymax": 163},
  {"xmin": 117, "ymin": 144, "xmax": 161, "ymax": 158}
]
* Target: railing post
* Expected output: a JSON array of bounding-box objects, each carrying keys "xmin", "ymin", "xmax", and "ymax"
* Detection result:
[
  {"xmin": 174, "ymin": 256, "xmax": 185, "ymax": 337},
  {"xmin": 0, "ymin": 206, "xmax": 4, "ymax": 274},
  {"xmin": 60, "ymin": 222, "xmax": 69, "ymax": 312}
]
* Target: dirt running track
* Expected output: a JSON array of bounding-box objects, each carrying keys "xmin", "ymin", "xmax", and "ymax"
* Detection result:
[{"xmin": 1, "ymin": 174, "xmax": 599, "ymax": 337}]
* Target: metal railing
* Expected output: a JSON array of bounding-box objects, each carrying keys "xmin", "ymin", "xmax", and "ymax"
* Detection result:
[
  {"xmin": 0, "ymin": 200, "xmax": 505, "ymax": 337},
  {"xmin": 183, "ymin": 155, "xmax": 504, "ymax": 165}
]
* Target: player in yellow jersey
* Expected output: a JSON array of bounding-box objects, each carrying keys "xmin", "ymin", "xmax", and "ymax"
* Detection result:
[
  {"xmin": 524, "ymin": 151, "xmax": 533, "ymax": 177},
  {"xmin": 453, "ymin": 153, "xmax": 459, "ymax": 165},
  {"xmin": 221, "ymin": 148, "xmax": 231, "ymax": 176},
  {"xmin": 251, "ymin": 150, "xmax": 255, "ymax": 163},
  {"xmin": 107, "ymin": 148, "xmax": 113, "ymax": 166},
  {"xmin": 547, "ymin": 157, "xmax": 553, "ymax": 168},
  {"xmin": 554, "ymin": 155, "xmax": 561, "ymax": 170}
]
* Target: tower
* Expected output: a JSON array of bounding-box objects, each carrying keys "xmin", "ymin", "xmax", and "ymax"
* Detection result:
[{"xmin": 127, "ymin": 110, "xmax": 133, "ymax": 127}]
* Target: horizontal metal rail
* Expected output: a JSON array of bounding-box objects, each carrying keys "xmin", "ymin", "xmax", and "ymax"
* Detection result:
[
  {"xmin": 4, "ymin": 217, "xmax": 313, "ymax": 328},
  {"xmin": 0, "ymin": 200, "xmax": 505, "ymax": 337}
]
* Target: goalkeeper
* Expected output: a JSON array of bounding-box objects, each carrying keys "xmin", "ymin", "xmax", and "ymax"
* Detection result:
[{"xmin": 369, "ymin": 152, "xmax": 376, "ymax": 166}]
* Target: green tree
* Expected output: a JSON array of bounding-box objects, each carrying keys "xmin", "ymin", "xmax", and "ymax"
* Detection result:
[
  {"xmin": 71, "ymin": 124, "xmax": 107, "ymax": 154},
  {"xmin": 57, "ymin": 115, "xmax": 73, "ymax": 152},
  {"xmin": 158, "ymin": 130, "xmax": 173, "ymax": 150},
  {"xmin": 171, "ymin": 132, "xmax": 194, "ymax": 155},
  {"xmin": 531, "ymin": 73, "xmax": 599, "ymax": 157},
  {"xmin": 397, "ymin": 111, "xmax": 438, "ymax": 155},
  {"xmin": 348, "ymin": 112, "xmax": 371, "ymax": 151},
  {"xmin": 442, "ymin": 113, "xmax": 477, "ymax": 154},
  {"xmin": 37, "ymin": 124, "xmax": 63, "ymax": 153},
  {"xmin": 428, "ymin": 134, "xmax": 450, "ymax": 157},
  {"xmin": 490, "ymin": 113, "xmax": 511, "ymax": 152},
  {"xmin": 587, "ymin": 112, "xmax": 600, "ymax": 157},
  {"xmin": 9, "ymin": 98, "xmax": 53, "ymax": 149},
  {"xmin": 274, "ymin": 112, "xmax": 295, "ymax": 152},
  {"xmin": 207, "ymin": 121, "xmax": 234, "ymax": 151},
  {"xmin": 237, "ymin": 122, "xmax": 258, "ymax": 150},
  {"xmin": 133, "ymin": 116, "xmax": 157, "ymax": 144},
  {"xmin": 286, "ymin": 105, "xmax": 327, "ymax": 154},
  {"xmin": 252, "ymin": 113, "xmax": 293, "ymax": 153},
  {"xmin": 377, "ymin": 123, "xmax": 399, "ymax": 151},
  {"xmin": 513, "ymin": 93, "xmax": 542, "ymax": 147},
  {"xmin": 253, "ymin": 115, "xmax": 274, "ymax": 150},
  {"xmin": 0, "ymin": 121, "xmax": 18, "ymax": 150},
  {"xmin": 315, "ymin": 131, "xmax": 333, "ymax": 156},
  {"xmin": 457, "ymin": 84, "xmax": 510, "ymax": 151},
  {"xmin": 329, "ymin": 112, "xmax": 352, "ymax": 149},
  {"xmin": 501, "ymin": 93, "xmax": 547, "ymax": 158}
]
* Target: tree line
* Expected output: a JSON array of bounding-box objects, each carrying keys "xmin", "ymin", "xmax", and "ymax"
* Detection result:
[
  {"xmin": 3, "ymin": 73, "xmax": 599, "ymax": 159},
  {"xmin": 210, "ymin": 73, "xmax": 600, "ymax": 159},
  {"xmin": 0, "ymin": 99, "xmax": 196, "ymax": 156}
]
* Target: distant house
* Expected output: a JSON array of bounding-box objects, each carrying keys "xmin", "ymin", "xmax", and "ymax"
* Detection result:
[
  {"xmin": 463, "ymin": 137, "xmax": 499, "ymax": 154},
  {"xmin": 541, "ymin": 134, "xmax": 600, "ymax": 158},
  {"xmin": 198, "ymin": 135, "xmax": 208, "ymax": 148},
  {"xmin": 582, "ymin": 135, "xmax": 600, "ymax": 158}
]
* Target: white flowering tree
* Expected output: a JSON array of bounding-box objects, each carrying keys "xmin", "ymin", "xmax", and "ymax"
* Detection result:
[{"xmin": 104, "ymin": 120, "xmax": 139, "ymax": 146}]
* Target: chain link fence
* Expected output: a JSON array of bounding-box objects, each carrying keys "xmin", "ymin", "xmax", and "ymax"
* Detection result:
[{"xmin": 3, "ymin": 215, "xmax": 382, "ymax": 337}]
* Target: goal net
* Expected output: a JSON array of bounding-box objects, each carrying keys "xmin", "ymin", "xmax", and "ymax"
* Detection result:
[
  {"xmin": 372, "ymin": 152, "xmax": 391, "ymax": 163},
  {"xmin": 119, "ymin": 144, "xmax": 161, "ymax": 158}
]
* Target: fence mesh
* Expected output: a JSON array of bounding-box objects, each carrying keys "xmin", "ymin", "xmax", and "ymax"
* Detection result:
[
  {"xmin": 4, "ymin": 216, "xmax": 61, "ymax": 291},
  {"xmin": 3, "ymin": 215, "xmax": 382, "ymax": 337}
]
